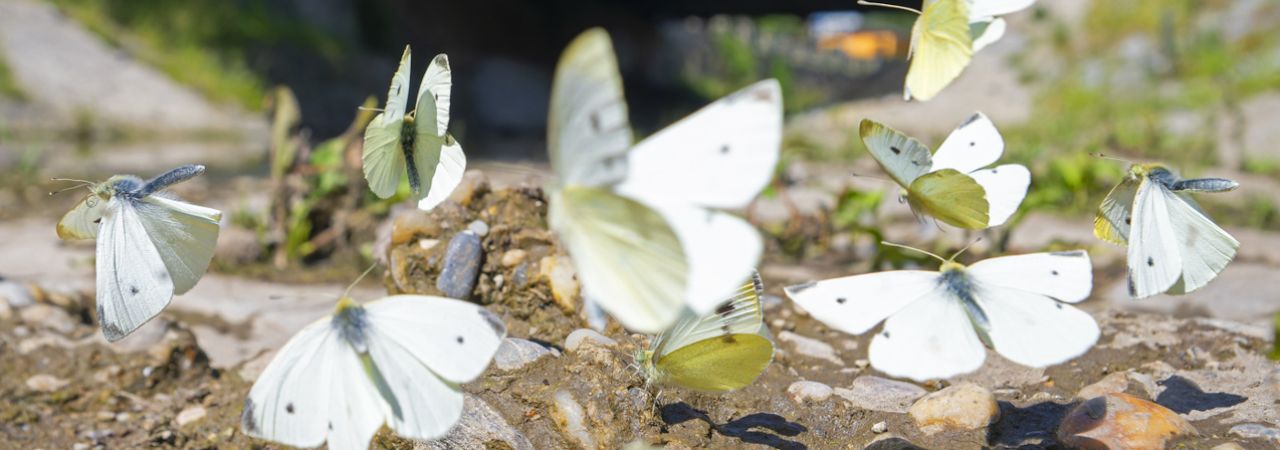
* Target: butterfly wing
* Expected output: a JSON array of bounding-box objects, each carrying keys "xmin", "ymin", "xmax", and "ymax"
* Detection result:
[
  {"xmin": 967, "ymin": 164, "xmax": 1030, "ymax": 227},
  {"xmin": 654, "ymin": 274, "xmax": 765, "ymax": 358},
  {"xmin": 616, "ymin": 79, "xmax": 782, "ymax": 209},
  {"xmin": 242, "ymin": 318, "xmax": 343, "ymax": 448},
  {"xmin": 967, "ymin": 250, "xmax": 1093, "ymax": 303},
  {"xmin": 1162, "ymin": 190, "xmax": 1238, "ymax": 294},
  {"xmin": 654, "ymin": 203, "xmax": 762, "ymax": 315},
  {"xmin": 868, "ymin": 289, "xmax": 987, "ymax": 381},
  {"xmin": 907, "ymin": 169, "xmax": 990, "ymax": 229},
  {"xmin": 416, "ymin": 134, "xmax": 467, "ymax": 211},
  {"xmin": 655, "ymin": 333, "xmax": 773, "ymax": 392},
  {"xmin": 1127, "ymin": 178, "xmax": 1183, "ymax": 298},
  {"xmin": 967, "ymin": 0, "xmax": 1035, "ymax": 20},
  {"xmin": 362, "ymin": 296, "xmax": 506, "ymax": 382},
  {"xmin": 361, "ymin": 115, "xmax": 407, "ymax": 199},
  {"xmin": 548, "ymin": 28, "xmax": 632, "ymax": 188},
  {"xmin": 407, "ymin": 92, "xmax": 448, "ymax": 205},
  {"xmin": 970, "ymin": 17, "xmax": 1006, "ymax": 52},
  {"xmin": 417, "ymin": 53, "xmax": 452, "ymax": 135},
  {"xmin": 859, "ymin": 119, "xmax": 933, "ymax": 187},
  {"xmin": 905, "ymin": 0, "xmax": 974, "ymax": 101},
  {"xmin": 1094, "ymin": 174, "xmax": 1140, "ymax": 245},
  {"xmin": 324, "ymin": 348, "xmax": 386, "ymax": 450},
  {"xmin": 785, "ymin": 271, "xmax": 940, "ymax": 335},
  {"xmin": 930, "ymin": 112, "xmax": 1004, "ymax": 174},
  {"xmin": 548, "ymin": 187, "xmax": 687, "ymax": 333},
  {"xmin": 384, "ymin": 46, "xmax": 412, "ymax": 123},
  {"xmin": 57, "ymin": 194, "xmax": 106, "ymax": 240},
  {"xmin": 137, "ymin": 196, "xmax": 221, "ymax": 294},
  {"xmin": 363, "ymin": 328, "xmax": 466, "ymax": 441},
  {"xmin": 95, "ymin": 199, "xmax": 175, "ymax": 342}
]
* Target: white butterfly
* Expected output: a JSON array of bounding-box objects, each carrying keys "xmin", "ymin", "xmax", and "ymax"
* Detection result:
[
  {"xmin": 785, "ymin": 248, "xmax": 1098, "ymax": 381},
  {"xmin": 545, "ymin": 28, "xmax": 782, "ymax": 333},
  {"xmin": 56, "ymin": 164, "xmax": 221, "ymax": 342},
  {"xmin": 242, "ymin": 295, "xmax": 506, "ymax": 450},
  {"xmin": 362, "ymin": 45, "xmax": 465, "ymax": 211},
  {"xmin": 1094, "ymin": 163, "xmax": 1239, "ymax": 298},
  {"xmin": 861, "ymin": 112, "xmax": 1030, "ymax": 229}
]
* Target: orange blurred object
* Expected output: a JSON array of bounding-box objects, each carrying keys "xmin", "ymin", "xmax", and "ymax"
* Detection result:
[{"xmin": 818, "ymin": 30, "xmax": 901, "ymax": 60}]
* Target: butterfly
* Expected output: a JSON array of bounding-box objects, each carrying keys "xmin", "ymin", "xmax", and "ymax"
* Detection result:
[
  {"xmin": 1094, "ymin": 163, "xmax": 1239, "ymax": 298},
  {"xmin": 242, "ymin": 294, "xmax": 506, "ymax": 450},
  {"xmin": 637, "ymin": 272, "xmax": 773, "ymax": 392},
  {"xmin": 362, "ymin": 45, "xmax": 466, "ymax": 211},
  {"xmin": 55, "ymin": 164, "xmax": 221, "ymax": 342},
  {"xmin": 785, "ymin": 245, "xmax": 1097, "ymax": 381},
  {"xmin": 860, "ymin": 112, "xmax": 1029, "ymax": 229},
  {"xmin": 860, "ymin": 0, "xmax": 1034, "ymax": 101},
  {"xmin": 545, "ymin": 28, "xmax": 782, "ymax": 333}
]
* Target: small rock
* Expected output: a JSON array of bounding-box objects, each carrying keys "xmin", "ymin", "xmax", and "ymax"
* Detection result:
[
  {"xmin": 564, "ymin": 328, "xmax": 617, "ymax": 351},
  {"xmin": 19, "ymin": 303, "xmax": 76, "ymax": 334},
  {"xmin": 26, "ymin": 374, "xmax": 69, "ymax": 392},
  {"xmin": 834, "ymin": 376, "xmax": 927, "ymax": 413},
  {"xmin": 1076, "ymin": 372, "xmax": 1132, "ymax": 399},
  {"xmin": 175, "ymin": 406, "xmax": 206, "ymax": 427},
  {"xmin": 72, "ymin": 443, "xmax": 89, "ymax": 450},
  {"xmin": 467, "ymin": 220, "xmax": 489, "ymax": 236},
  {"xmin": 390, "ymin": 209, "xmax": 439, "ymax": 246},
  {"xmin": 786, "ymin": 381, "xmax": 833, "ymax": 403},
  {"xmin": 418, "ymin": 238, "xmax": 440, "ymax": 250},
  {"xmin": 908, "ymin": 383, "xmax": 999, "ymax": 434},
  {"xmin": 1212, "ymin": 443, "xmax": 1247, "ymax": 450},
  {"xmin": 550, "ymin": 390, "xmax": 594, "ymax": 449},
  {"xmin": 238, "ymin": 349, "xmax": 276, "ymax": 382},
  {"xmin": 778, "ymin": 331, "xmax": 844, "ymax": 365},
  {"xmin": 1229, "ymin": 423, "xmax": 1280, "ymax": 442},
  {"xmin": 493, "ymin": 338, "xmax": 558, "ymax": 371},
  {"xmin": 420, "ymin": 395, "xmax": 534, "ymax": 450},
  {"xmin": 436, "ymin": 231, "xmax": 483, "ymax": 299},
  {"xmin": 871, "ymin": 421, "xmax": 888, "ymax": 434},
  {"xmin": 0, "ymin": 295, "xmax": 12, "ymax": 320},
  {"xmin": 540, "ymin": 256, "xmax": 579, "ymax": 313},
  {"xmin": 447, "ymin": 170, "xmax": 489, "ymax": 206},
  {"xmin": 501, "ymin": 249, "xmax": 527, "ymax": 267},
  {"xmin": 213, "ymin": 225, "xmax": 260, "ymax": 265},
  {"xmin": 1058, "ymin": 393, "xmax": 1196, "ymax": 449},
  {"xmin": 0, "ymin": 279, "xmax": 35, "ymax": 308}
]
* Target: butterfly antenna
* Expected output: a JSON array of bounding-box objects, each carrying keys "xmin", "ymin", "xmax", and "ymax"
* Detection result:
[
  {"xmin": 850, "ymin": 171, "xmax": 894, "ymax": 185},
  {"xmin": 342, "ymin": 263, "xmax": 379, "ymax": 299},
  {"xmin": 357, "ymin": 106, "xmax": 385, "ymax": 113},
  {"xmin": 1090, "ymin": 152, "xmax": 1133, "ymax": 164},
  {"xmin": 48, "ymin": 178, "xmax": 95, "ymax": 196},
  {"xmin": 857, "ymin": 0, "xmax": 922, "ymax": 14},
  {"xmin": 948, "ymin": 237, "xmax": 983, "ymax": 262},
  {"xmin": 880, "ymin": 241, "xmax": 947, "ymax": 264}
]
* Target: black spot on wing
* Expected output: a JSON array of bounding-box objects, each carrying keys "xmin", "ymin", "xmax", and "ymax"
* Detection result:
[
  {"xmin": 882, "ymin": 331, "xmax": 891, "ymax": 339},
  {"xmin": 969, "ymin": 141, "xmax": 975, "ymax": 147},
  {"xmin": 890, "ymin": 146, "xmax": 902, "ymax": 155},
  {"xmin": 1055, "ymin": 303, "xmax": 1063, "ymax": 310},
  {"xmin": 992, "ymin": 168, "xmax": 998, "ymax": 174},
  {"xmin": 715, "ymin": 302, "xmax": 736, "ymax": 315},
  {"xmin": 129, "ymin": 285, "xmax": 139, "ymax": 295},
  {"xmin": 836, "ymin": 297, "xmax": 847, "ymax": 304},
  {"xmin": 1051, "ymin": 270, "xmax": 1059, "ymax": 276},
  {"xmin": 456, "ymin": 336, "xmax": 465, "ymax": 344},
  {"xmin": 1147, "ymin": 256, "xmax": 1155, "ymax": 267},
  {"xmin": 590, "ymin": 113, "xmax": 601, "ymax": 132},
  {"xmin": 286, "ymin": 403, "xmax": 295, "ymax": 414},
  {"xmin": 1125, "ymin": 216, "xmax": 1132, "ymax": 225},
  {"xmin": 720, "ymin": 144, "xmax": 730, "ymax": 154}
]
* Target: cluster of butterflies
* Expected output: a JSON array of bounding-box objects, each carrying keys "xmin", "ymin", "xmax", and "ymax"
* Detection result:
[{"xmin": 51, "ymin": 7, "xmax": 1242, "ymax": 448}]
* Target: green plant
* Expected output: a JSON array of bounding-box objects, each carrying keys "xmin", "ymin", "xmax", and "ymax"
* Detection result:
[{"xmin": 0, "ymin": 47, "xmax": 26, "ymax": 100}]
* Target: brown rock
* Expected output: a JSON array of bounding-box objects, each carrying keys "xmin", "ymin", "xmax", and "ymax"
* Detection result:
[
  {"xmin": 908, "ymin": 382, "xmax": 999, "ymax": 434},
  {"xmin": 1058, "ymin": 393, "xmax": 1196, "ymax": 449},
  {"xmin": 390, "ymin": 209, "xmax": 440, "ymax": 246},
  {"xmin": 539, "ymin": 256, "xmax": 579, "ymax": 313}
]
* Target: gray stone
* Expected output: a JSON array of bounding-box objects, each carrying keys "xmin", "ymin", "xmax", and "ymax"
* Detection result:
[
  {"xmin": 213, "ymin": 225, "xmax": 261, "ymax": 265},
  {"xmin": 25, "ymin": 374, "xmax": 68, "ymax": 392},
  {"xmin": 0, "ymin": 279, "xmax": 34, "ymax": 307},
  {"xmin": 493, "ymin": 338, "xmax": 558, "ymax": 371},
  {"xmin": 564, "ymin": 328, "xmax": 617, "ymax": 352},
  {"xmin": 174, "ymin": 406, "xmax": 206, "ymax": 427},
  {"xmin": 550, "ymin": 390, "xmax": 594, "ymax": 448},
  {"xmin": 19, "ymin": 303, "xmax": 76, "ymax": 334},
  {"xmin": 436, "ymin": 230, "xmax": 483, "ymax": 299},
  {"xmin": 908, "ymin": 383, "xmax": 999, "ymax": 434},
  {"xmin": 834, "ymin": 375, "xmax": 927, "ymax": 413},
  {"xmin": 1229, "ymin": 423, "xmax": 1280, "ymax": 442},
  {"xmin": 786, "ymin": 380, "xmax": 833, "ymax": 403},
  {"xmin": 466, "ymin": 220, "xmax": 489, "ymax": 236},
  {"xmin": 778, "ymin": 331, "xmax": 844, "ymax": 365},
  {"xmin": 420, "ymin": 395, "xmax": 534, "ymax": 450},
  {"xmin": 871, "ymin": 421, "xmax": 888, "ymax": 434}
]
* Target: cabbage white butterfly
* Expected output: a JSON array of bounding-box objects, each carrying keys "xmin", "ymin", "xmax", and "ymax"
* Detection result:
[
  {"xmin": 362, "ymin": 45, "xmax": 465, "ymax": 211},
  {"xmin": 785, "ymin": 244, "xmax": 1097, "ymax": 381},
  {"xmin": 545, "ymin": 28, "xmax": 781, "ymax": 333},
  {"xmin": 1094, "ymin": 163, "xmax": 1239, "ymax": 298},
  {"xmin": 860, "ymin": 112, "xmax": 1029, "ymax": 229},
  {"xmin": 637, "ymin": 272, "xmax": 773, "ymax": 392},
  {"xmin": 860, "ymin": 0, "xmax": 1034, "ymax": 101},
  {"xmin": 55, "ymin": 164, "xmax": 221, "ymax": 342},
  {"xmin": 242, "ymin": 293, "xmax": 506, "ymax": 450}
]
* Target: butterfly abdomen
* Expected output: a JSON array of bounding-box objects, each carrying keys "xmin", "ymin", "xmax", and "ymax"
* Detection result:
[
  {"xmin": 138, "ymin": 164, "xmax": 205, "ymax": 197},
  {"xmin": 400, "ymin": 117, "xmax": 421, "ymax": 194},
  {"xmin": 1172, "ymin": 178, "xmax": 1238, "ymax": 193}
]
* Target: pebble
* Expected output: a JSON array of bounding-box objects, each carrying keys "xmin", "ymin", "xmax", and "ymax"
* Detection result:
[
  {"xmin": 0, "ymin": 295, "xmax": 12, "ymax": 320},
  {"xmin": 833, "ymin": 375, "xmax": 926, "ymax": 413},
  {"xmin": 1229, "ymin": 423, "xmax": 1280, "ymax": 442},
  {"xmin": 447, "ymin": 170, "xmax": 489, "ymax": 206},
  {"xmin": 175, "ymin": 406, "xmax": 206, "ymax": 427},
  {"xmin": 564, "ymin": 328, "xmax": 617, "ymax": 351},
  {"xmin": 1076, "ymin": 371, "xmax": 1132, "ymax": 399},
  {"xmin": 436, "ymin": 230, "xmax": 483, "ymax": 299},
  {"xmin": 425, "ymin": 395, "xmax": 534, "ymax": 450},
  {"xmin": 0, "ymin": 279, "xmax": 34, "ymax": 308},
  {"xmin": 493, "ymin": 338, "xmax": 559, "ymax": 371},
  {"xmin": 1212, "ymin": 444, "xmax": 1247, "ymax": 450},
  {"xmin": 26, "ymin": 374, "xmax": 69, "ymax": 392},
  {"xmin": 871, "ymin": 421, "xmax": 888, "ymax": 433},
  {"xmin": 540, "ymin": 256, "xmax": 580, "ymax": 313},
  {"xmin": 501, "ymin": 249, "xmax": 527, "ymax": 267},
  {"xmin": 72, "ymin": 443, "xmax": 89, "ymax": 450},
  {"xmin": 212, "ymin": 225, "xmax": 260, "ymax": 265},
  {"xmin": 907, "ymin": 383, "xmax": 999, "ymax": 434},
  {"xmin": 19, "ymin": 304, "xmax": 76, "ymax": 334},
  {"xmin": 777, "ymin": 331, "xmax": 844, "ymax": 365},
  {"xmin": 786, "ymin": 381, "xmax": 833, "ymax": 403},
  {"xmin": 550, "ymin": 390, "xmax": 594, "ymax": 449},
  {"xmin": 1058, "ymin": 393, "xmax": 1196, "ymax": 449},
  {"xmin": 467, "ymin": 220, "xmax": 490, "ymax": 236},
  {"xmin": 390, "ymin": 209, "xmax": 439, "ymax": 246}
]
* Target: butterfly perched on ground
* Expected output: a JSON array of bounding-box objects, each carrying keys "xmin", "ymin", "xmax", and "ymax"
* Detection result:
[
  {"xmin": 637, "ymin": 272, "xmax": 773, "ymax": 392},
  {"xmin": 362, "ymin": 45, "xmax": 465, "ymax": 210},
  {"xmin": 242, "ymin": 294, "xmax": 506, "ymax": 450},
  {"xmin": 860, "ymin": 0, "xmax": 1034, "ymax": 101},
  {"xmin": 785, "ymin": 244, "xmax": 1097, "ymax": 381},
  {"xmin": 860, "ymin": 112, "xmax": 1029, "ymax": 229},
  {"xmin": 1094, "ymin": 163, "xmax": 1239, "ymax": 298},
  {"xmin": 55, "ymin": 164, "xmax": 221, "ymax": 342},
  {"xmin": 545, "ymin": 28, "xmax": 782, "ymax": 333}
]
